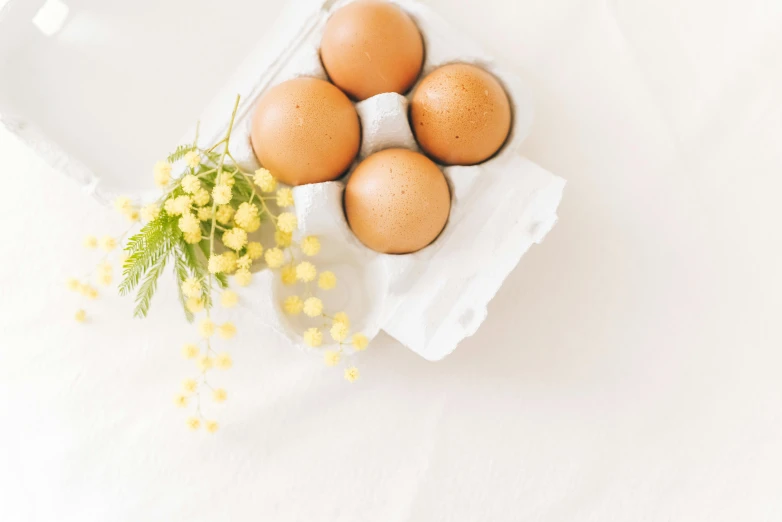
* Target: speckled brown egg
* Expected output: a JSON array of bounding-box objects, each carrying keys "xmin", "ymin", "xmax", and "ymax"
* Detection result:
[
  {"xmin": 345, "ymin": 148, "xmax": 450, "ymax": 254},
  {"xmin": 410, "ymin": 63, "xmax": 512, "ymax": 165},
  {"xmin": 320, "ymin": 0, "xmax": 424, "ymax": 101},
  {"xmin": 251, "ymin": 77, "xmax": 360, "ymax": 186}
]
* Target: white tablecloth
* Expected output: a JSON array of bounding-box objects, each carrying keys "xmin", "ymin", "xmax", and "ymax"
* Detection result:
[{"xmin": 2, "ymin": 0, "xmax": 782, "ymax": 520}]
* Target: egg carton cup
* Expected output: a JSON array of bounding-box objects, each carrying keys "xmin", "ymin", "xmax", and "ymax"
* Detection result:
[{"xmin": 185, "ymin": 0, "xmax": 565, "ymax": 361}]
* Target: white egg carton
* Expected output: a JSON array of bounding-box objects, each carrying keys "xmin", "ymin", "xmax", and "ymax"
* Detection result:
[
  {"xmin": 199, "ymin": 0, "xmax": 566, "ymax": 361},
  {"xmin": 0, "ymin": 0, "xmax": 565, "ymax": 361}
]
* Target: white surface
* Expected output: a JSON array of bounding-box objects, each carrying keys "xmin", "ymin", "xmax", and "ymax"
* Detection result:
[{"xmin": 2, "ymin": 0, "xmax": 782, "ymax": 520}]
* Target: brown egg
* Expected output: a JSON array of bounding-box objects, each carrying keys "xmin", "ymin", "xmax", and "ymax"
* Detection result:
[
  {"xmin": 345, "ymin": 148, "xmax": 451, "ymax": 254},
  {"xmin": 320, "ymin": 0, "xmax": 424, "ymax": 101},
  {"xmin": 251, "ymin": 77, "xmax": 360, "ymax": 186},
  {"xmin": 410, "ymin": 63, "xmax": 512, "ymax": 165}
]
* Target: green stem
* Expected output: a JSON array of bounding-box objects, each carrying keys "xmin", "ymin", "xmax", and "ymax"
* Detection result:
[
  {"xmin": 206, "ymin": 95, "xmax": 241, "ymax": 321},
  {"xmin": 196, "ymin": 167, "xmax": 217, "ymax": 179},
  {"xmin": 206, "ymin": 138, "xmax": 227, "ymax": 154},
  {"xmin": 228, "ymin": 152, "xmax": 261, "ymax": 208},
  {"xmin": 260, "ymin": 197, "xmax": 277, "ymax": 221}
]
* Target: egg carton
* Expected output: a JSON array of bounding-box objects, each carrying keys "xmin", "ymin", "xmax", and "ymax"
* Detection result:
[
  {"xmin": 183, "ymin": 0, "xmax": 565, "ymax": 361},
  {"xmin": 0, "ymin": 0, "xmax": 564, "ymax": 361}
]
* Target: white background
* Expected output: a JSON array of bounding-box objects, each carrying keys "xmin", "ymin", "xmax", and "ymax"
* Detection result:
[{"xmin": 2, "ymin": 0, "xmax": 782, "ymax": 520}]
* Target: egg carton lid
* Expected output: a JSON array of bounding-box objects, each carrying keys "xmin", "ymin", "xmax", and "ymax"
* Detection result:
[{"xmin": 0, "ymin": 0, "xmax": 324, "ymax": 203}]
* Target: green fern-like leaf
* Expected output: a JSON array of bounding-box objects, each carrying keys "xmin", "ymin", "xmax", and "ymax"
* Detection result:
[
  {"xmin": 120, "ymin": 215, "xmax": 178, "ymax": 296},
  {"xmin": 172, "ymin": 247, "xmax": 194, "ymax": 323},
  {"xmin": 133, "ymin": 249, "xmax": 170, "ymax": 318},
  {"xmin": 215, "ymin": 270, "xmax": 228, "ymax": 289},
  {"xmin": 166, "ymin": 144, "xmax": 197, "ymax": 164},
  {"xmin": 204, "ymin": 150, "xmax": 222, "ymax": 164},
  {"xmin": 231, "ymin": 169, "xmax": 255, "ymax": 201},
  {"xmin": 181, "ymin": 240, "xmax": 206, "ymax": 279},
  {"xmin": 180, "ymin": 240, "xmax": 213, "ymax": 308},
  {"xmin": 120, "ymin": 213, "xmax": 186, "ymax": 318}
]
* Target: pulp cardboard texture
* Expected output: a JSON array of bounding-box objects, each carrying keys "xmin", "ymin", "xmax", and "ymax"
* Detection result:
[{"xmin": 1, "ymin": 0, "xmax": 565, "ymax": 360}]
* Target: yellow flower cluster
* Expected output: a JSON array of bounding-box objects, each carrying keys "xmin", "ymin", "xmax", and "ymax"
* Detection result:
[
  {"xmin": 300, "ymin": 236, "xmax": 321, "ymax": 256},
  {"xmin": 281, "ymin": 266, "xmax": 297, "ymax": 285},
  {"xmin": 198, "ymin": 355, "xmax": 213, "ymax": 370},
  {"xmin": 198, "ymin": 318, "xmax": 215, "ymax": 338},
  {"xmin": 179, "ymin": 310, "xmax": 236, "ymax": 432},
  {"xmin": 236, "ymin": 255, "xmax": 251, "ymax": 270},
  {"xmin": 208, "ymin": 254, "xmax": 232, "ymax": 274},
  {"xmin": 154, "ymin": 161, "xmax": 172, "ymax": 187},
  {"xmin": 324, "ymin": 350, "xmax": 341, "ymax": 366},
  {"xmin": 333, "ymin": 312, "xmax": 350, "ymax": 328},
  {"xmin": 96, "ymin": 262, "xmax": 112, "ymax": 286},
  {"xmin": 164, "ymin": 155, "xmax": 298, "ymax": 432},
  {"xmin": 215, "ymin": 205, "xmax": 233, "ymax": 225},
  {"xmin": 74, "ymin": 104, "xmax": 377, "ymax": 434},
  {"xmin": 187, "ymin": 297, "xmax": 205, "ymax": 313},
  {"xmin": 221, "ymin": 290, "xmax": 238, "ymax": 308},
  {"xmin": 100, "ymin": 236, "xmax": 116, "ymax": 252},
  {"xmin": 164, "ymin": 195, "xmax": 192, "ymax": 216},
  {"xmin": 247, "ymin": 242, "xmax": 263, "ymax": 260},
  {"xmin": 303, "ymin": 328, "xmax": 322, "ymax": 347},
  {"xmin": 184, "ymin": 151, "xmax": 201, "ymax": 169},
  {"xmin": 213, "ymin": 388, "xmax": 227, "ymax": 402},
  {"xmin": 282, "ymin": 279, "xmax": 370, "ymax": 382},
  {"xmin": 181, "ymin": 277, "xmax": 202, "ymax": 299},
  {"xmin": 234, "ymin": 166, "xmax": 374, "ymax": 383},
  {"xmin": 218, "ymin": 323, "xmax": 236, "ymax": 340},
  {"xmin": 283, "ymin": 295, "xmax": 304, "ymax": 315},
  {"xmin": 330, "ymin": 320, "xmax": 349, "ymax": 342},
  {"xmin": 179, "ymin": 212, "xmax": 200, "ymax": 235},
  {"xmin": 276, "ymin": 188, "xmax": 294, "ymax": 207},
  {"xmin": 196, "ymin": 207, "xmax": 211, "ymax": 221},
  {"xmin": 234, "ymin": 269, "xmax": 252, "ymax": 287},
  {"xmin": 222, "ymin": 227, "xmax": 247, "ymax": 251},
  {"xmin": 193, "ymin": 188, "xmax": 210, "ymax": 207},
  {"xmin": 187, "ymin": 157, "xmax": 373, "ymax": 387},
  {"xmin": 69, "ymin": 230, "xmax": 130, "ymax": 321},
  {"xmin": 213, "ymin": 184, "xmax": 233, "ymax": 205},
  {"xmin": 141, "ymin": 204, "xmax": 160, "ymax": 222},
  {"xmin": 253, "ymin": 168, "xmax": 277, "ymax": 192},
  {"xmin": 318, "ymin": 271, "xmax": 337, "ymax": 290},
  {"xmin": 182, "ymin": 344, "xmax": 199, "ymax": 359},
  {"xmin": 113, "ymin": 196, "xmax": 140, "ymax": 223},
  {"xmin": 303, "ymin": 297, "xmax": 323, "ymax": 317},
  {"xmin": 344, "ymin": 367, "xmax": 360, "ymax": 383},
  {"xmin": 234, "ymin": 202, "xmax": 260, "ymax": 232},
  {"xmin": 181, "ymin": 173, "xmax": 201, "ymax": 193},
  {"xmin": 295, "ymin": 261, "xmax": 317, "ymax": 282},
  {"xmin": 276, "ymin": 212, "xmax": 297, "ymax": 234},
  {"xmin": 216, "ymin": 352, "xmax": 233, "ymax": 369},
  {"xmin": 265, "ymin": 248, "xmax": 284, "ymax": 268},
  {"xmin": 275, "ymin": 230, "xmax": 292, "ymax": 247}
]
